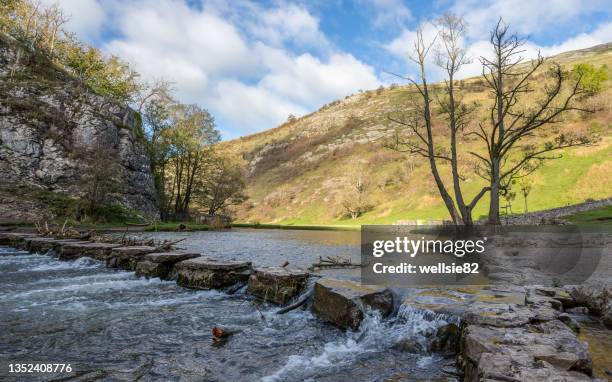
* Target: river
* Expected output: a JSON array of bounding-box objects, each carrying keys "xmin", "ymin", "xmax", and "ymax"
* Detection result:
[{"xmin": 0, "ymin": 229, "xmax": 455, "ymax": 381}]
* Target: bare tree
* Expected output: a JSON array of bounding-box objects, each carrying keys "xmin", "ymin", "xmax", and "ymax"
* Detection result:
[
  {"xmin": 473, "ymin": 19, "xmax": 595, "ymax": 225},
  {"xmin": 78, "ymin": 137, "xmax": 121, "ymax": 218},
  {"xmin": 387, "ymin": 16, "xmax": 480, "ymax": 224},
  {"xmin": 518, "ymin": 178, "xmax": 532, "ymax": 213},
  {"xmin": 42, "ymin": 2, "xmax": 68, "ymax": 56},
  {"xmin": 341, "ymin": 166, "xmax": 372, "ymax": 220}
]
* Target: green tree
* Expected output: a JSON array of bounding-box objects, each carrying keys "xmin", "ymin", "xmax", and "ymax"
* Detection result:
[
  {"xmin": 572, "ymin": 63, "xmax": 609, "ymax": 95},
  {"xmin": 163, "ymin": 104, "xmax": 220, "ymax": 218},
  {"xmin": 197, "ymin": 156, "xmax": 247, "ymax": 215}
]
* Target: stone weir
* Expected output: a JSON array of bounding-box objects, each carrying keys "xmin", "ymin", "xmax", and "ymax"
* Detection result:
[{"xmin": 2, "ymin": 231, "xmax": 609, "ymax": 382}]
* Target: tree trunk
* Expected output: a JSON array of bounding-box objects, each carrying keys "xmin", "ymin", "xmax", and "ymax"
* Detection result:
[{"xmin": 488, "ymin": 159, "xmax": 501, "ymax": 225}]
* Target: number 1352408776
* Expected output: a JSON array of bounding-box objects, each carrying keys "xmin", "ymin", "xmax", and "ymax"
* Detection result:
[{"xmin": 8, "ymin": 363, "xmax": 72, "ymax": 373}]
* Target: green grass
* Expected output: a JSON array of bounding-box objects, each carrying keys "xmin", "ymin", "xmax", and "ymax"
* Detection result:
[{"xmin": 563, "ymin": 205, "xmax": 612, "ymax": 225}]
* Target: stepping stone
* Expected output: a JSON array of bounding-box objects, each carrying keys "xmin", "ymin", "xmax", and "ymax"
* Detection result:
[
  {"xmin": 312, "ymin": 278, "xmax": 394, "ymax": 330},
  {"xmin": 172, "ymin": 257, "xmax": 252, "ymax": 290},
  {"xmin": 0, "ymin": 232, "xmax": 39, "ymax": 246},
  {"xmin": 25, "ymin": 237, "xmax": 89, "ymax": 253},
  {"xmin": 135, "ymin": 252, "xmax": 201, "ymax": 279},
  {"xmin": 58, "ymin": 242, "xmax": 122, "ymax": 261},
  {"xmin": 247, "ymin": 267, "xmax": 309, "ymax": 305},
  {"xmin": 106, "ymin": 246, "xmax": 157, "ymax": 270}
]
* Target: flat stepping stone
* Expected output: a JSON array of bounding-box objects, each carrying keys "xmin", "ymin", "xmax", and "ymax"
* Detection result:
[
  {"xmin": 312, "ymin": 278, "xmax": 394, "ymax": 330},
  {"xmin": 135, "ymin": 252, "xmax": 201, "ymax": 279},
  {"xmin": 58, "ymin": 242, "xmax": 122, "ymax": 261},
  {"xmin": 106, "ymin": 246, "xmax": 157, "ymax": 270},
  {"xmin": 247, "ymin": 267, "xmax": 309, "ymax": 305},
  {"xmin": 0, "ymin": 232, "xmax": 40, "ymax": 246},
  {"xmin": 172, "ymin": 257, "xmax": 252, "ymax": 290},
  {"xmin": 25, "ymin": 237, "xmax": 89, "ymax": 253}
]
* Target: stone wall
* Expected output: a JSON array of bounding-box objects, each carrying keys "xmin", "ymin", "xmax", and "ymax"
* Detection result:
[{"xmin": 503, "ymin": 198, "xmax": 612, "ymax": 225}]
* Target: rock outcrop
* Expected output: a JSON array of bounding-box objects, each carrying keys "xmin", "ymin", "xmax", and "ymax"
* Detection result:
[{"xmin": 0, "ymin": 33, "xmax": 158, "ymax": 219}]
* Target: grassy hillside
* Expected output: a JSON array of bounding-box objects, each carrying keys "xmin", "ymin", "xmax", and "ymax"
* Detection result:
[{"xmin": 220, "ymin": 43, "xmax": 612, "ymax": 225}]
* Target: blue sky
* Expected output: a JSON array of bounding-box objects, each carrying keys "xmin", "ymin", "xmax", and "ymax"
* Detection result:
[{"xmin": 48, "ymin": 0, "xmax": 612, "ymax": 139}]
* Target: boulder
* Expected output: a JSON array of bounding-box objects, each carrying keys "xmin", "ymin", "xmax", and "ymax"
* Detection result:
[
  {"xmin": 570, "ymin": 284, "xmax": 612, "ymax": 327},
  {"xmin": 312, "ymin": 278, "xmax": 394, "ymax": 330},
  {"xmin": 106, "ymin": 246, "xmax": 157, "ymax": 270},
  {"xmin": 247, "ymin": 267, "xmax": 309, "ymax": 305},
  {"xmin": 172, "ymin": 257, "xmax": 252, "ymax": 290},
  {"xmin": 135, "ymin": 251, "xmax": 201, "ymax": 279},
  {"xmin": 58, "ymin": 242, "xmax": 122, "ymax": 261}
]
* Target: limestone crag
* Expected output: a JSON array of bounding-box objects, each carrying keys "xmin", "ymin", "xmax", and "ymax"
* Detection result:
[{"xmin": 0, "ymin": 33, "xmax": 157, "ymax": 219}]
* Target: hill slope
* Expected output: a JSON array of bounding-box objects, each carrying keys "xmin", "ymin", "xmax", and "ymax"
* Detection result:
[{"xmin": 221, "ymin": 43, "xmax": 612, "ymax": 225}]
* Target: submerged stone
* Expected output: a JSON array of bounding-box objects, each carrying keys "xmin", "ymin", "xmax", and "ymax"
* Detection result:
[
  {"xmin": 58, "ymin": 242, "xmax": 122, "ymax": 261},
  {"xmin": 247, "ymin": 267, "xmax": 309, "ymax": 305},
  {"xmin": 135, "ymin": 252, "xmax": 201, "ymax": 279},
  {"xmin": 312, "ymin": 278, "xmax": 394, "ymax": 330},
  {"xmin": 172, "ymin": 257, "xmax": 252, "ymax": 290},
  {"xmin": 106, "ymin": 246, "xmax": 157, "ymax": 270}
]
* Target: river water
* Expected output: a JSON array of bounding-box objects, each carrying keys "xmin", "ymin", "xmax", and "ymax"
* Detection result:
[{"xmin": 0, "ymin": 229, "xmax": 455, "ymax": 381}]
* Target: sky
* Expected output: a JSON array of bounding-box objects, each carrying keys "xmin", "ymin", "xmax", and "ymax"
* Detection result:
[{"xmin": 46, "ymin": 0, "xmax": 612, "ymax": 139}]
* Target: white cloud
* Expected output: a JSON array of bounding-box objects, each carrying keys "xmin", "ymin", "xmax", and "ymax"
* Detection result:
[
  {"xmin": 209, "ymin": 80, "xmax": 308, "ymax": 135},
  {"xmin": 44, "ymin": 0, "xmax": 106, "ymax": 41},
  {"xmin": 452, "ymin": 0, "xmax": 602, "ymax": 38},
  {"xmin": 541, "ymin": 22, "xmax": 612, "ymax": 56},
  {"xmin": 384, "ymin": 0, "xmax": 612, "ymax": 81},
  {"xmin": 259, "ymin": 47, "xmax": 380, "ymax": 106},
  {"xmin": 360, "ymin": 0, "xmax": 413, "ymax": 29},
  {"xmin": 65, "ymin": 0, "xmax": 383, "ymax": 137},
  {"xmin": 247, "ymin": 4, "xmax": 328, "ymax": 48}
]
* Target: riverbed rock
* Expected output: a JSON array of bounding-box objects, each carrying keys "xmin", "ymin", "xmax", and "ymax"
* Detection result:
[
  {"xmin": 247, "ymin": 267, "xmax": 309, "ymax": 305},
  {"xmin": 172, "ymin": 257, "xmax": 252, "ymax": 290},
  {"xmin": 58, "ymin": 242, "xmax": 122, "ymax": 261},
  {"xmin": 462, "ymin": 302, "xmax": 541, "ymax": 327},
  {"xmin": 106, "ymin": 246, "xmax": 157, "ymax": 270},
  {"xmin": 135, "ymin": 251, "xmax": 201, "ymax": 279},
  {"xmin": 312, "ymin": 278, "xmax": 394, "ymax": 330},
  {"xmin": 570, "ymin": 284, "xmax": 612, "ymax": 327},
  {"xmin": 461, "ymin": 319, "xmax": 593, "ymax": 381},
  {"xmin": 0, "ymin": 232, "xmax": 39, "ymax": 246}
]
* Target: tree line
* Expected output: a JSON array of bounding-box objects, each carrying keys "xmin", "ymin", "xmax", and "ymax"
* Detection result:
[{"xmin": 1, "ymin": 0, "xmax": 246, "ymax": 222}]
